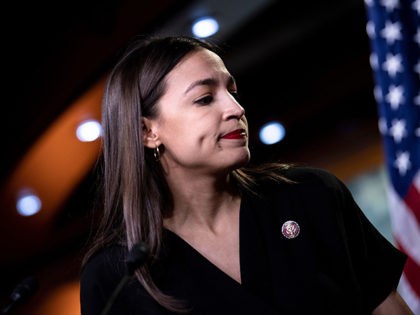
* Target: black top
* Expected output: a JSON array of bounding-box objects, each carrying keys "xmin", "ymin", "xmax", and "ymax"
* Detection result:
[{"xmin": 80, "ymin": 167, "xmax": 406, "ymax": 314}]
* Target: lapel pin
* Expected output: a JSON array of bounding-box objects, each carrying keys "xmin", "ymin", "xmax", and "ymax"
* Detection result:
[{"xmin": 281, "ymin": 220, "xmax": 300, "ymax": 239}]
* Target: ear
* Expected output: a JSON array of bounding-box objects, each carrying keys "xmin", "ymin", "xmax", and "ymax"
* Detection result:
[{"xmin": 142, "ymin": 117, "xmax": 160, "ymax": 149}]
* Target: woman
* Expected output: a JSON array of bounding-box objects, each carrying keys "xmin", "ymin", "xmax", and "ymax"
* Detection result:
[{"xmin": 80, "ymin": 35, "xmax": 413, "ymax": 314}]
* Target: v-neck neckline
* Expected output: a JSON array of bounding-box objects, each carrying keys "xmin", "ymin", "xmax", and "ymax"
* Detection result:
[
  {"xmin": 163, "ymin": 196, "xmax": 245, "ymax": 286},
  {"xmin": 158, "ymin": 189, "xmax": 281, "ymax": 314}
]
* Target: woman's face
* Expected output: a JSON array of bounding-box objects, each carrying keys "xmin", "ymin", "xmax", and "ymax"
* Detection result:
[{"xmin": 148, "ymin": 48, "xmax": 250, "ymax": 175}]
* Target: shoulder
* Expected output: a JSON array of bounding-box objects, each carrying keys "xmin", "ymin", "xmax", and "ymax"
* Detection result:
[
  {"xmin": 80, "ymin": 244, "xmax": 129, "ymax": 314},
  {"xmin": 257, "ymin": 165, "xmax": 347, "ymax": 197},
  {"xmin": 249, "ymin": 165, "xmax": 356, "ymax": 222},
  {"xmin": 82, "ymin": 244, "xmax": 127, "ymax": 277},
  {"xmin": 80, "ymin": 244, "xmax": 128, "ymax": 294},
  {"xmin": 282, "ymin": 165, "xmax": 342, "ymax": 186}
]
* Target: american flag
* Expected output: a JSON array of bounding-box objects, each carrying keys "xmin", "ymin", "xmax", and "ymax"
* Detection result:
[{"xmin": 364, "ymin": 0, "xmax": 420, "ymax": 313}]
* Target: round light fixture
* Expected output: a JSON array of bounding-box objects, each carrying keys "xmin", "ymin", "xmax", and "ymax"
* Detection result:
[
  {"xmin": 192, "ymin": 16, "xmax": 219, "ymax": 38},
  {"xmin": 76, "ymin": 119, "xmax": 102, "ymax": 142},
  {"xmin": 259, "ymin": 121, "xmax": 286, "ymax": 145},
  {"xmin": 17, "ymin": 192, "xmax": 42, "ymax": 216}
]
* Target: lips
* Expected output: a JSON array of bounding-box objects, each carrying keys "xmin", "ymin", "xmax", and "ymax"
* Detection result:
[{"xmin": 221, "ymin": 129, "xmax": 247, "ymax": 139}]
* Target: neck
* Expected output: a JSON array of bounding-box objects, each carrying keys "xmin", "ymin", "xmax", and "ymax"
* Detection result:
[{"xmin": 163, "ymin": 170, "xmax": 240, "ymax": 234}]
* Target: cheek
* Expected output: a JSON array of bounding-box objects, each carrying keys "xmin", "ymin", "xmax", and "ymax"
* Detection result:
[
  {"xmin": 158, "ymin": 110, "xmax": 219, "ymax": 149},
  {"xmin": 157, "ymin": 114, "xmax": 183, "ymax": 137},
  {"xmin": 159, "ymin": 120, "xmax": 197, "ymax": 153}
]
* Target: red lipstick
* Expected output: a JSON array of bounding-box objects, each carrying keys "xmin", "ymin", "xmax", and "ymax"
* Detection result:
[{"xmin": 221, "ymin": 129, "xmax": 246, "ymax": 139}]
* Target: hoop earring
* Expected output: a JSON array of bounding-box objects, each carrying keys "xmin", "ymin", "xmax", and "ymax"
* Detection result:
[{"xmin": 153, "ymin": 146, "xmax": 161, "ymax": 161}]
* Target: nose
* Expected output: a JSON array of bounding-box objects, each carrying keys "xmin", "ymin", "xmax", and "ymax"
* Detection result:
[{"xmin": 223, "ymin": 94, "xmax": 245, "ymax": 120}]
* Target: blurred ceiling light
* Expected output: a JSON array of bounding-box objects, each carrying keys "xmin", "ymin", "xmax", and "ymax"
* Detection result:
[
  {"xmin": 259, "ymin": 121, "xmax": 286, "ymax": 145},
  {"xmin": 76, "ymin": 119, "xmax": 102, "ymax": 142},
  {"xmin": 192, "ymin": 16, "xmax": 219, "ymax": 38},
  {"xmin": 17, "ymin": 191, "xmax": 42, "ymax": 216}
]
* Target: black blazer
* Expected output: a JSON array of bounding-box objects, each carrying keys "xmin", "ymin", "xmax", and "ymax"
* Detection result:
[{"xmin": 80, "ymin": 167, "xmax": 406, "ymax": 314}]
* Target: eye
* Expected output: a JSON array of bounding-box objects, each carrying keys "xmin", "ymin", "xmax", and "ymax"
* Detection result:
[
  {"xmin": 229, "ymin": 91, "xmax": 240, "ymax": 101},
  {"xmin": 195, "ymin": 95, "xmax": 214, "ymax": 105}
]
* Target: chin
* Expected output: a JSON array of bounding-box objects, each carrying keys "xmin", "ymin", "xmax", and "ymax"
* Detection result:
[{"xmin": 230, "ymin": 151, "xmax": 251, "ymax": 169}]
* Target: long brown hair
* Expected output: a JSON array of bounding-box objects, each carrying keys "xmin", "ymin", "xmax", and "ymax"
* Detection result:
[{"xmin": 82, "ymin": 35, "xmax": 292, "ymax": 312}]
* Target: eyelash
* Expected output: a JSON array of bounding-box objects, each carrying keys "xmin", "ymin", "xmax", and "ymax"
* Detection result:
[
  {"xmin": 195, "ymin": 95, "xmax": 214, "ymax": 105},
  {"xmin": 230, "ymin": 91, "xmax": 240, "ymax": 101},
  {"xmin": 194, "ymin": 91, "xmax": 239, "ymax": 106}
]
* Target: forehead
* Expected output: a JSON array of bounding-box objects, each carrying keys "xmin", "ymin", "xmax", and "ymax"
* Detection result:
[{"xmin": 165, "ymin": 49, "xmax": 230, "ymax": 88}]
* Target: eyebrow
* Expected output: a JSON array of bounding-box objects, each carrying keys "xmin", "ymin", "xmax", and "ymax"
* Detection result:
[{"xmin": 184, "ymin": 75, "xmax": 236, "ymax": 95}]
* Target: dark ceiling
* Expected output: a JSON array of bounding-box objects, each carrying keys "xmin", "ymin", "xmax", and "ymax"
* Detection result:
[{"xmin": 0, "ymin": 0, "xmax": 381, "ymax": 310}]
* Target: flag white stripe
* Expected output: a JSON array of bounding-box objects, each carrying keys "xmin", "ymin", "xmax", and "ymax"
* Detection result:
[
  {"xmin": 399, "ymin": 273, "xmax": 420, "ymax": 314},
  {"xmin": 386, "ymin": 181, "xmax": 420, "ymax": 265}
]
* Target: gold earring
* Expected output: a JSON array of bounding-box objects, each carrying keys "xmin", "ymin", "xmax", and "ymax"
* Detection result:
[{"xmin": 153, "ymin": 146, "xmax": 160, "ymax": 161}]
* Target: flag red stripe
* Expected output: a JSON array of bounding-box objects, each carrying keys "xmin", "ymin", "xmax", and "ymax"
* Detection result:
[
  {"xmin": 404, "ymin": 184, "xmax": 420, "ymax": 225},
  {"xmin": 396, "ymin": 240, "xmax": 420, "ymax": 299}
]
